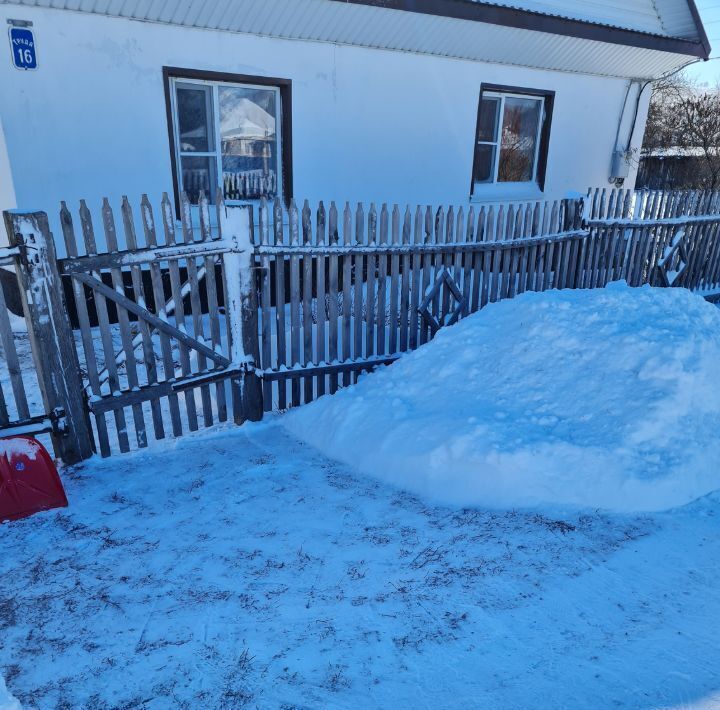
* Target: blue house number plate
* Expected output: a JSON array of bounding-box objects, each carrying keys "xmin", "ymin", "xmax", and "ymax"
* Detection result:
[{"xmin": 9, "ymin": 26, "xmax": 37, "ymax": 70}]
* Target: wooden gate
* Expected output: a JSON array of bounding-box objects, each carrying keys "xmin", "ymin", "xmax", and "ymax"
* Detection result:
[
  {"xmin": 59, "ymin": 193, "xmax": 262, "ymax": 456},
  {"xmin": 6, "ymin": 193, "xmax": 261, "ymax": 458}
]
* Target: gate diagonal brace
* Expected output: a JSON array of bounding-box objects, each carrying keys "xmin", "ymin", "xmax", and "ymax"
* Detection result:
[
  {"xmin": 417, "ymin": 268, "xmax": 466, "ymax": 336},
  {"xmin": 72, "ymin": 272, "xmax": 230, "ymax": 367}
]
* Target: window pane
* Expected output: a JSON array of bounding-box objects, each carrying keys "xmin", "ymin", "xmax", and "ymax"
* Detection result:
[
  {"xmin": 219, "ymin": 86, "xmax": 279, "ymax": 200},
  {"xmin": 176, "ymin": 84, "xmax": 214, "ymax": 153},
  {"xmin": 477, "ymin": 96, "xmax": 500, "ymax": 142},
  {"xmin": 181, "ymin": 155, "xmax": 217, "ymax": 204},
  {"xmin": 474, "ymin": 143, "xmax": 496, "ymax": 183},
  {"xmin": 497, "ymin": 97, "xmax": 541, "ymax": 183}
]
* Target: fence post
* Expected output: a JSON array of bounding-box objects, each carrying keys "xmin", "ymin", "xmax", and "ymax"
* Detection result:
[
  {"xmin": 220, "ymin": 204, "xmax": 263, "ymax": 423},
  {"xmin": 562, "ymin": 196, "xmax": 586, "ymax": 231},
  {"xmin": 2, "ymin": 210, "xmax": 94, "ymax": 463}
]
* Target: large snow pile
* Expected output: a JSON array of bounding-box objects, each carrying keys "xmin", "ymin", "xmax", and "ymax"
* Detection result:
[
  {"xmin": 0, "ymin": 676, "xmax": 21, "ymax": 710},
  {"xmin": 284, "ymin": 283, "xmax": 720, "ymax": 512}
]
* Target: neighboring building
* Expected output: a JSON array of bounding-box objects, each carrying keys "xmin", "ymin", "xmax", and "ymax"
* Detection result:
[
  {"xmin": 0, "ymin": 0, "xmax": 711, "ymax": 245},
  {"xmin": 637, "ymin": 147, "xmax": 720, "ymax": 190}
]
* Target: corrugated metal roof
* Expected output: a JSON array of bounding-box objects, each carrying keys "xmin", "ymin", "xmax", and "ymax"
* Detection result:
[
  {"xmin": 469, "ymin": 0, "xmax": 698, "ymax": 40},
  {"xmin": 653, "ymin": 0, "xmax": 701, "ymax": 39},
  {"xmin": 0, "ymin": 0, "xmax": 703, "ymax": 78}
]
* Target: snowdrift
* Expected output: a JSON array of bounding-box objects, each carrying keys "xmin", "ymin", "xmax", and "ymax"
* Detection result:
[{"xmin": 284, "ymin": 283, "xmax": 720, "ymax": 512}]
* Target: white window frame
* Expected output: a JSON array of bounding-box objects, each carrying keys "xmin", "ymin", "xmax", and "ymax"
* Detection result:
[
  {"xmin": 169, "ymin": 76, "xmax": 283, "ymax": 204},
  {"xmin": 475, "ymin": 91, "xmax": 545, "ymax": 186}
]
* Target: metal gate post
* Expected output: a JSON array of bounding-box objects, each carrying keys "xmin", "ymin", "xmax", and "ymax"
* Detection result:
[
  {"xmin": 220, "ymin": 204, "xmax": 263, "ymax": 423},
  {"xmin": 2, "ymin": 210, "xmax": 95, "ymax": 463}
]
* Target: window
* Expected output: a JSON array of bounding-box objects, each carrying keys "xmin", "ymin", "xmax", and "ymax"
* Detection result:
[
  {"xmin": 472, "ymin": 85, "xmax": 554, "ymax": 192},
  {"xmin": 164, "ymin": 68, "xmax": 292, "ymax": 208}
]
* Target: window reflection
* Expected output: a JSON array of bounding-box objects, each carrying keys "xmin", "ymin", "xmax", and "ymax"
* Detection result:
[{"xmin": 220, "ymin": 86, "xmax": 278, "ymax": 201}]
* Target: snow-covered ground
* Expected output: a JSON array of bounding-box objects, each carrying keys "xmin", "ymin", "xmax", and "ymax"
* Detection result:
[
  {"xmin": 1, "ymin": 421, "xmax": 720, "ymax": 708},
  {"xmin": 2, "ymin": 283, "xmax": 720, "ymax": 707}
]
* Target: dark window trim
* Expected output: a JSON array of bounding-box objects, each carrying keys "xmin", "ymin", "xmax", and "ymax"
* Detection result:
[
  {"xmin": 470, "ymin": 83, "xmax": 555, "ymax": 196},
  {"xmin": 162, "ymin": 66, "xmax": 293, "ymax": 216},
  {"xmin": 328, "ymin": 0, "xmax": 709, "ymax": 59}
]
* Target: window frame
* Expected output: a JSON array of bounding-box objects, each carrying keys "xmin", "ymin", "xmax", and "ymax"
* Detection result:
[
  {"xmin": 470, "ymin": 83, "xmax": 554, "ymax": 196},
  {"xmin": 163, "ymin": 66, "xmax": 293, "ymax": 216}
]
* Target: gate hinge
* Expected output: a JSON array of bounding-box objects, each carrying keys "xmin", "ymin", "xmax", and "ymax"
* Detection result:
[{"xmin": 50, "ymin": 407, "xmax": 68, "ymax": 436}]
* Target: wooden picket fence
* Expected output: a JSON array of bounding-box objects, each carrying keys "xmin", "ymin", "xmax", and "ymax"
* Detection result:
[
  {"xmin": 254, "ymin": 196, "xmax": 584, "ymax": 411},
  {"xmin": 1, "ymin": 186, "xmax": 720, "ymax": 460}
]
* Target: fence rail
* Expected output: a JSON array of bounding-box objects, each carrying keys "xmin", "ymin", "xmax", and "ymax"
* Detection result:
[
  {"xmin": 253, "ymin": 196, "xmax": 584, "ymax": 411},
  {"xmin": 2, "ymin": 186, "xmax": 720, "ymax": 460}
]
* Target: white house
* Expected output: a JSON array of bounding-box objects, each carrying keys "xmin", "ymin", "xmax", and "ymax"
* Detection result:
[{"xmin": 0, "ymin": 0, "xmax": 711, "ymax": 242}]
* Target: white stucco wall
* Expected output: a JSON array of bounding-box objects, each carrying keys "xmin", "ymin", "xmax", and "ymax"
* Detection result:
[
  {"xmin": 0, "ymin": 115, "xmax": 17, "ymax": 229},
  {"xmin": 0, "ymin": 4, "xmax": 649, "ymax": 243}
]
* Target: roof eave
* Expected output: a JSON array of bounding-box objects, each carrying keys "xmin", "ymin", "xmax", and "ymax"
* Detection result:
[
  {"xmin": 329, "ymin": 0, "xmax": 711, "ymax": 59},
  {"xmin": 686, "ymin": 0, "xmax": 713, "ymax": 58}
]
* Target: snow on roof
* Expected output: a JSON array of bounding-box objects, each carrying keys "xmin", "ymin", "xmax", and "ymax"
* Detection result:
[
  {"xmin": 470, "ymin": 0, "xmax": 702, "ymax": 41},
  {"xmin": 643, "ymin": 146, "xmax": 720, "ymax": 157}
]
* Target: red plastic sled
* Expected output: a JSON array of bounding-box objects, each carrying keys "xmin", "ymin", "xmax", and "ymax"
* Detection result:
[{"xmin": 0, "ymin": 436, "xmax": 67, "ymax": 523}]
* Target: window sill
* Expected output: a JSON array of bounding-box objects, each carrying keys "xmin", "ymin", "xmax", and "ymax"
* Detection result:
[{"xmin": 470, "ymin": 182, "xmax": 544, "ymax": 204}]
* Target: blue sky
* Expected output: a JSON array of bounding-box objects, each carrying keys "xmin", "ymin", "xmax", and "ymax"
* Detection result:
[{"xmin": 687, "ymin": 0, "xmax": 720, "ymax": 84}]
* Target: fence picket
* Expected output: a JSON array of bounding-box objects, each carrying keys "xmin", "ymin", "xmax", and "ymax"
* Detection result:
[
  {"xmin": 328, "ymin": 202, "xmax": 339, "ymax": 393},
  {"xmin": 418, "ymin": 206, "xmax": 433, "ymax": 345},
  {"xmin": 316, "ymin": 201, "xmax": 327, "ymax": 397},
  {"xmin": 120, "ymin": 199, "xmax": 165, "ymax": 439},
  {"xmin": 0, "ymin": 261, "xmax": 29, "ymax": 422},
  {"xmin": 342, "ymin": 202, "xmax": 353, "ymax": 387},
  {"xmin": 489, "ymin": 206, "xmax": 504, "ymax": 302},
  {"xmin": 141, "ymin": 195, "xmax": 183, "ymax": 436},
  {"xmin": 60, "ymin": 203, "xmax": 110, "ymax": 455},
  {"xmin": 199, "ymin": 191, "xmax": 226, "ymax": 422},
  {"xmin": 258, "ymin": 198, "xmax": 273, "ymax": 410},
  {"xmin": 389, "ymin": 205, "xmax": 401, "ymax": 353},
  {"xmin": 79, "ymin": 200, "xmax": 130, "ymax": 453},
  {"xmin": 508, "ymin": 207, "xmax": 522, "ymax": 297},
  {"xmin": 353, "ymin": 203, "xmax": 364, "ymax": 378},
  {"xmin": 274, "ymin": 198, "xmax": 287, "ymax": 409},
  {"xmin": 159, "ymin": 194, "xmax": 199, "ymax": 432},
  {"xmin": 302, "ymin": 199, "xmax": 314, "ymax": 404},
  {"xmin": 409, "ymin": 205, "xmax": 423, "ymax": 348},
  {"xmin": 366, "ymin": 204, "xmax": 377, "ymax": 359},
  {"xmin": 181, "ymin": 192, "xmax": 214, "ymax": 425},
  {"xmin": 480, "ymin": 207, "xmax": 493, "ymax": 308},
  {"xmin": 377, "ymin": 204, "xmax": 389, "ymax": 356},
  {"xmin": 471, "ymin": 207, "xmax": 485, "ymax": 310},
  {"xmin": 441, "ymin": 206, "xmax": 454, "ymax": 317},
  {"xmin": 461, "ymin": 206, "xmax": 475, "ymax": 312},
  {"xmin": 289, "ymin": 199, "xmax": 301, "ymax": 406},
  {"xmin": 518, "ymin": 204, "xmax": 531, "ymax": 292},
  {"xmin": 399, "ymin": 207, "xmax": 412, "ymax": 351},
  {"xmin": 102, "ymin": 198, "xmax": 147, "ymax": 449}
]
